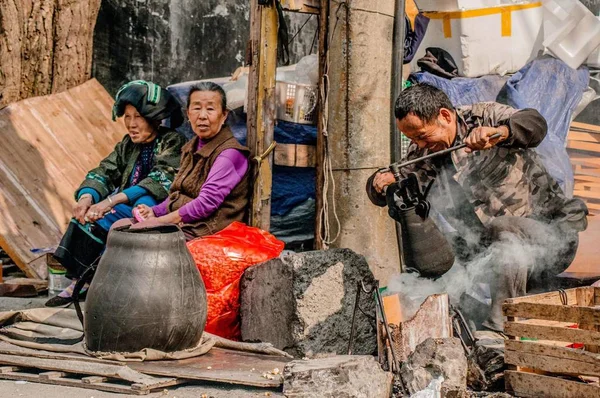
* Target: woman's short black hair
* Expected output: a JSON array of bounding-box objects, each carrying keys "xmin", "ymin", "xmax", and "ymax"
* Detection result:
[
  {"xmin": 394, "ymin": 83, "xmax": 454, "ymax": 123},
  {"xmin": 186, "ymin": 82, "xmax": 227, "ymax": 112}
]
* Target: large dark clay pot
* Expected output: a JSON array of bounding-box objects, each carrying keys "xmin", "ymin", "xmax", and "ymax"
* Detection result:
[{"xmin": 85, "ymin": 225, "xmax": 207, "ymax": 353}]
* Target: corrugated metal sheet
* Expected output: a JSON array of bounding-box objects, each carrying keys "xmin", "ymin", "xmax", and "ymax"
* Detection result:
[{"xmin": 0, "ymin": 79, "xmax": 126, "ymax": 278}]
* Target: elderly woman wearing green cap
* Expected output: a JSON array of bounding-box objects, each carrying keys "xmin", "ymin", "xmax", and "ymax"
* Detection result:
[{"xmin": 46, "ymin": 80, "xmax": 186, "ymax": 307}]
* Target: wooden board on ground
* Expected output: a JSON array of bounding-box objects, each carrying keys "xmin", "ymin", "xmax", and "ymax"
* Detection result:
[
  {"xmin": 0, "ymin": 353, "xmax": 175, "ymax": 386},
  {"xmin": 129, "ymin": 347, "xmax": 289, "ymax": 388},
  {"xmin": 0, "ymin": 341, "xmax": 288, "ymax": 388},
  {"xmin": 0, "ymin": 366, "xmax": 183, "ymax": 395},
  {"xmin": 0, "ymin": 79, "xmax": 126, "ymax": 278}
]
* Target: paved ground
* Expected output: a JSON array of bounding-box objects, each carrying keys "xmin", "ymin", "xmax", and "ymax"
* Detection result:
[
  {"xmin": 0, "ymin": 296, "xmax": 284, "ymax": 398},
  {"xmin": 0, "ymin": 380, "xmax": 283, "ymax": 397}
]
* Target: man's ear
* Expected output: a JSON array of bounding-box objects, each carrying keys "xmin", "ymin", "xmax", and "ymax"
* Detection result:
[{"xmin": 439, "ymin": 108, "xmax": 453, "ymax": 125}]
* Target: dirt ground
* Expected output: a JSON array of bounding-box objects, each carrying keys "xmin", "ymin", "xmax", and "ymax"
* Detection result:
[{"xmin": 0, "ymin": 296, "xmax": 284, "ymax": 398}]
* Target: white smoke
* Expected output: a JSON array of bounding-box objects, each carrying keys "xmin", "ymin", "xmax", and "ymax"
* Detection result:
[{"xmin": 385, "ymin": 214, "xmax": 569, "ymax": 325}]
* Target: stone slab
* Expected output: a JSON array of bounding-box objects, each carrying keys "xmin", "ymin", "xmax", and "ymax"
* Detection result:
[
  {"xmin": 240, "ymin": 249, "xmax": 377, "ymax": 357},
  {"xmin": 282, "ymin": 355, "xmax": 392, "ymax": 398}
]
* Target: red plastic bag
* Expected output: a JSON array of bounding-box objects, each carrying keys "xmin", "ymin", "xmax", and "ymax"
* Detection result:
[{"xmin": 187, "ymin": 221, "xmax": 284, "ymax": 340}]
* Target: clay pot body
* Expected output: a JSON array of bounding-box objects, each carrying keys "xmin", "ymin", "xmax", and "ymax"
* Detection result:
[
  {"xmin": 85, "ymin": 225, "xmax": 207, "ymax": 353},
  {"xmin": 398, "ymin": 207, "xmax": 455, "ymax": 278}
]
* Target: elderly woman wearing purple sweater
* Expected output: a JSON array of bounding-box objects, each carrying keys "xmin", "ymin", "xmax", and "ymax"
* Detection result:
[{"xmin": 134, "ymin": 82, "xmax": 250, "ymax": 239}]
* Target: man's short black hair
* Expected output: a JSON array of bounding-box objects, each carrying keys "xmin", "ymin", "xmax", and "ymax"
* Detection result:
[{"xmin": 394, "ymin": 83, "xmax": 454, "ymax": 123}]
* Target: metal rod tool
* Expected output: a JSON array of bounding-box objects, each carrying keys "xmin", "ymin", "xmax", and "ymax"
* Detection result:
[{"xmin": 382, "ymin": 132, "xmax": 503, "ymax": 176}]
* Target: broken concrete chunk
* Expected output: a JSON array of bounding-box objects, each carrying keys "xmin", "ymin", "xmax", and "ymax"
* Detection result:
[
  {"xmin": 283, "ymin": 355, "xmax": 392, "ymax": 398},
  {"xmin": 400, "ymin": 337, "xmax": 467, "ymax": 395},
  {"xmin": 240, "ymin": 249, "xmax": 377, "ymax": 357}
]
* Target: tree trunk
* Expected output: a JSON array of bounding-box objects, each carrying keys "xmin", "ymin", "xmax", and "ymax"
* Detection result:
[{"xmin": 0, "ymin": 0, "xmax": 101, "ymax": 108}]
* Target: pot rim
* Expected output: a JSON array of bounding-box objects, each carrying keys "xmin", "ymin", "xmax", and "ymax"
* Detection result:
[{"xmin": 113, "ymin": 224, "xmax": 182, "ymax": 235}]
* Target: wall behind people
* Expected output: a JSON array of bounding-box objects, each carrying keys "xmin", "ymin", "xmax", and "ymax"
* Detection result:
[{"xmin": 92, "ymin": 0, "xmax": 318, "ymax": 95}]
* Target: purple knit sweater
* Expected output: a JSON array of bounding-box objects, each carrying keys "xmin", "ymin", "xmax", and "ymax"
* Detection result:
[{"xmin": 152, "ymin": 139, "xmax": 249, "ymax": 223}]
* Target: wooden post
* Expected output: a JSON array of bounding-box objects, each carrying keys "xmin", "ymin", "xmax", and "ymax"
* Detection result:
[
  {"xmin": 246, "ymin": 0, "xmax": 279, "ymax": 230},
  {"xmin": 314, "ymin": 0, "xmax": 329, "ymax": 249}
]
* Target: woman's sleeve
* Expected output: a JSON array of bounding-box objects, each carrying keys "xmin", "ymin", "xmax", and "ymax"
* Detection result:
[
  {"xmin": 75, "ymin": 138, "xmax": 127, "ymax": 200},
  {"xmin": 136, "ymin": 130, "xmax": 187, "ymax": 202},
  {"xmin": 152, "ymin": 197, "xmax": 170, "ymax": 217},
  {"xmin": 177, "ymin": 149, "xmax": 249, "ymax": 223},
  {"xmin": 77, "ymin": 188, "xmax": 101, "ymax": 204}
]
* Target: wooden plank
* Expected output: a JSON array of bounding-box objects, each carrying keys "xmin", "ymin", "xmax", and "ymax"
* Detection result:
[
  {"xmin": 505, "ymin": 370, "xmax": 600, "ymax": 398},
  {"xmin": 506, "ymin": 350, "xmax": 600, "ymax": 377},
  {"xmin": 0, "ymin": 353, "xmax": 174, "ymax": 386},
  {"xmin": 577, "ymin": 288, "xmax": 600, "ymax": 353},
  {"xmin": 274, "ymin": 143, "xmax": 296, "ymax": 167},
  {"xmin": 0, "ymin": 341, "xmax": 124, "ymax": 366},
  {"xmin": 129, "ymin": 347, "xmax": 289, "ymax": 388},
  {"xmin": 294, "ymin": 144, "xmax": 316, "ymax": 167},
  {"xmin": 568, "ymin": 131, "xmax": 600, "ymax": 143},
  {"xmin": 82, "ymin": 375, "xmax": 108, "ymax": 384},
  {"xmin": 246, "ymin": 0, "xmax": 278, "ymax": 230},
  {"xmin": 573, "ymin": 190, "xmax": 600, "ymax": 200},
  {"xmin": 39, "ymin": 371, "xmax": 66, "ymax": 380},
  {"xmin": 0, "ymin": 371, "xmax": 152, "ymax": 395},
  {"xmin": 504, "ymin": 289, "xmax": 579, "ymax": 306},
  {"xmin": 0, "ymin": 79, "xmax": 125, "ymax": 276},
  {"xmin": 505, "ymin": 321, "xmax": 600, "ymax": 346},
  {"xmin": 273, "ymin": 144, "xmax": 316, "ymax": 167},
  {"xmin": 574, "ymin": 175, "xmax": 600, "ymax": 184},
  {"xmin": 567, "ymin": 140, "xmax": 600, "ymax": 154},
  {"xmin": 571, "ymin": 121, "xmax": 600, "ymax": 133},
  {"xmin": 0, "ymin": 342, "xmax": 287, "ymax": 389},
  {"xmin": 505, "ymin": 343, "xmax": 600, "ymax": 377},
  {"xmin": 4, "ymin": 278, "xmax": 47, "ymax": 290},
  {"xmin": 505, "ymin": 340, "xmax": 600, "ymax": 364},
  {"xmin": 503, "ymin": 302, "xmax": 600, "ymax": 325},
  {"xmin": 577, "ymin": 287, "xmax": 596, "ymax": 306},
  {"xmin": 0, "ymin": 366, "xmax": 21, "ymax": 374}
]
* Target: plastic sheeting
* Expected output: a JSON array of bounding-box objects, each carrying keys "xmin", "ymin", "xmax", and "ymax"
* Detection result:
[
  {"xmin": 504, "ymin": 57, "xmax": 589, "ymax": 196},
  {"xmin": 412, "ymin": 56, "xmax": 590, "ymax": 196}
]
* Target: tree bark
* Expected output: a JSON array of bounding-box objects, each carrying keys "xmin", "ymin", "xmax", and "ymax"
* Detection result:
[{"xmin": 0, "ymin": 0, "xmax": 101, "ymax": 108}]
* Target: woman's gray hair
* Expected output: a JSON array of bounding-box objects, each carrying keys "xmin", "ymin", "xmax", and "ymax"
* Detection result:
[{"xmin": 186, "ymin": 82, "xmax": 227, "ymax": 111}]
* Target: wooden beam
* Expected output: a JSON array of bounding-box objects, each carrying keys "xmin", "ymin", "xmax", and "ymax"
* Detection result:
[
  {"xmin": 314, "ymin": 0, "xmax": 329, "ymax": 249},
  {"xmin": 246, "ymin": 0, "xmax": 279, "ymax": 230}
]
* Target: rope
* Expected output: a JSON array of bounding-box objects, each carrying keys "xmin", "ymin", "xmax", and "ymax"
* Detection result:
[{"xmin": 318, "ymin": 2, "xmax": 350, "ymax": 246}]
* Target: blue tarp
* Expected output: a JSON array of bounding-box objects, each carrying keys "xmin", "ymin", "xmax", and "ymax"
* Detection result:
[
  {"xmin": 229, "ymin": 114, "xmax": 316, "ymax": 216},
  {"xmin": 412, "ymin": 56, "xmax": 590, "ymax": 196}
]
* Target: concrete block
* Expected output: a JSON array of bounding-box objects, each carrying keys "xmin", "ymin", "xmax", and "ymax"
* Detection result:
[
  {"xmin": 240, "ymin": 249, "xmax": 377, "ymax": 357},
  {"xmin": 400, "ymin": 338, "xmax": 468, "ymax": 395},
  {"xmin": 283, "ymin": 355, "xmax": 392, "ymax": 398}
]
